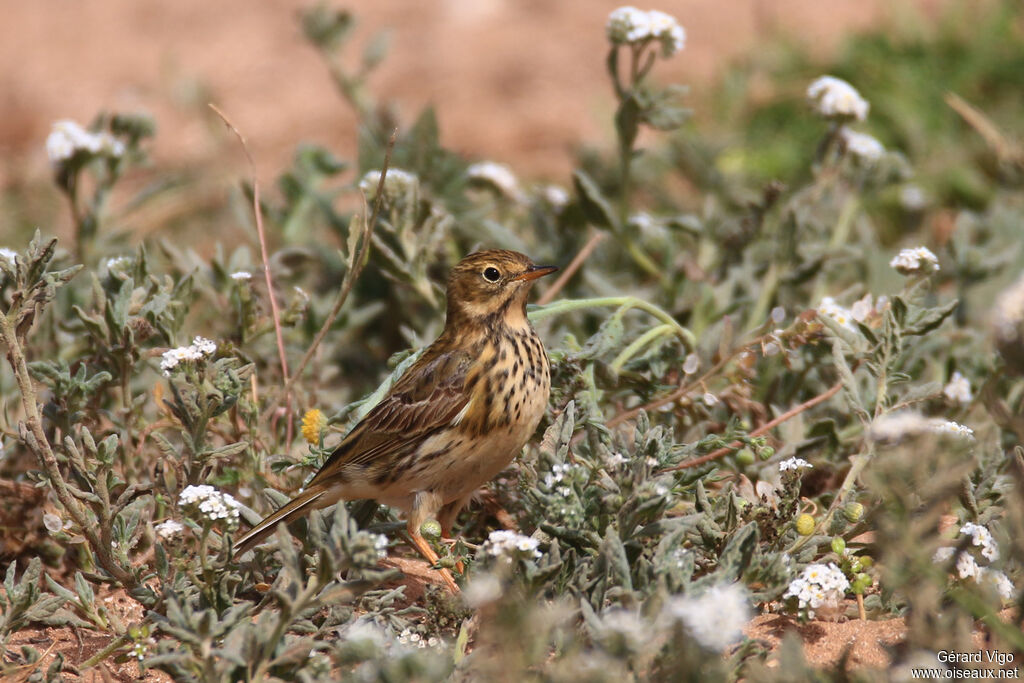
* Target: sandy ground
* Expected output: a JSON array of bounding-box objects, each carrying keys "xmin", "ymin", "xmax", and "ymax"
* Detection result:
[{"xmin": 2, "ymin": 0, "xmax": 950, "ymax": 189}]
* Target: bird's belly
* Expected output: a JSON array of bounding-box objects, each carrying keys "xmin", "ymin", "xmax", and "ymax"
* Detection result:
[{"xmin": 397, "ymin": 378, "xmax": 549, "ymax": 504}]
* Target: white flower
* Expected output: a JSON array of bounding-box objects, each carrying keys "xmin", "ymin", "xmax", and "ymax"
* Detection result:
[
  {"xmin": 46, "ymin": 119, "xmax": 124, "ymax": 163},
  {"xmin": 230, "ymin": 270, "xmax": 252, "ymax": 281},
  {"xmin": 466, "ymin": 162, "xmax": 522, "ymax": 201},
  {"xmin": 192, "ymin": 336, "xmax": 217, "ymax": 356},
  {"xmin": 606, "ymin": 6, "xmax": 652, "ymax": 43},
  {"xmin": 890, "ymin": 246, "xmax": 939, "ymax": 276},
  {"xmin": 682, "ymin": 352, "xmax": 700, "ymax": 375},
  {"xmin": 870, "ymin": 412, "xmax": 974, "ymax": 442},
  {"xmin": 960, "ymin": 522, "xmax": 998, "ymax": 562},
  {"xmin": 178, "ymin": 484, "xmax": 241, "ymax": 529},
  {"xmin": 0, "ymin": 248, "xmax": 16, "ymax": 267},
  {"xmin": 850, "ymin": 294, "xmax": 874, "ymax": 323},
  {"xmin": 771, "ymin": 306, "xmax": 786, "ymax": 324},
  {"xmin": 807, "ymin": 76, "xmax": 870, "ymax": 121},
  {"xmin": 606, "ymin": 452, "xmax": 629, "ymax": 467},
  {"xmin": 779, "ymin": 457, "xmax": 812, "ymax": 472},
  {"xmin": 155, "ymin": 519, "xmax": 184, "ymax": 540},
  {"xmin": 606, "ymin": 8, "xmax": 684, "ymax": 56},
  {"xmin": 159, "ymin": 337, "xmax": 217, "ymax": 376},
  {"xmin": 942, "ymin": 371, "xmax": 972, "ymax": 405},
  {"xmin": 647, "ymin": 10, "xmax": 685, "ymax": 56},
  {"xmin": 358, "ymin": 168, "xmax": 419, "ymax": 202},
  {"xmin": 159, "ymin": 345, "xmax": 202, "ymax": 375},
  {"xmin": 930, "ymin": 419, "xmax": 974, "ymax": 440},
  {"xmin": 784, "ymin": 563, "xmax": 849, "ymax": 618},
  {"xmin": 481, "ymin": 529, "xmax": 541, "ymax": 562},
  {"xmin": 665, "ymin": 583, "xmax": 750, "ymax": 652},
  {"xmin": 839, "ymin": 128, "xmax": 885, "ymax": 161},
  {"xmin": 955, "ymin": 552, "xmax": 982, "ymax": 580},
  {"xmin": 817, "ymin": 296, "xmax": 856, "ymax": 331},
  {"xmin": 932, "ymin": 546, "xmax": 955, "ymax": 564},
  {"xmin": 979, "ymin": 569, "xmax": 1015, "ymax": 601}
]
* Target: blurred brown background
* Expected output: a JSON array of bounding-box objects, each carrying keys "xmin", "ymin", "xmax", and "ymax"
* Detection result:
[{"xmin": 2, "ymin": 1, "xmax": 946, "ymax": 187}]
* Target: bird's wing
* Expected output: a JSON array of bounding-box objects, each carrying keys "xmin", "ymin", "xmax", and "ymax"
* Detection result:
[{"xmin": 305, "ymin": 346, "xmax": 474, "ymax": 486}]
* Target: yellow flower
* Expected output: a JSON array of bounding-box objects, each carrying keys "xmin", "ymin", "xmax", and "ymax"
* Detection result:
[{"xmin": 301, "ymin": 409, "xmax": 326, "ymax": 445}]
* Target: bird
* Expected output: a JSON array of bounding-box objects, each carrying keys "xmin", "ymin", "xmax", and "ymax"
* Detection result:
[{"xmin": 235, "ymin": 249, "xmax": 557, "ymax": 591}]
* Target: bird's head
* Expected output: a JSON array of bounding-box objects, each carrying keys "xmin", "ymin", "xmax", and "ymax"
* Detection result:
[{"xmin": 445, "ymin": 249, "xmax": 557, "ymax": 330}]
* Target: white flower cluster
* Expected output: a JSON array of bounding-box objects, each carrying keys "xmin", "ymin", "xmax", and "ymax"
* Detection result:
[
  {"xmin": 779, "ymin": 457, "xmax": 812, "ymax": 472},
  {"xmin": 230, "ymin": 270, "xmax": 252, "ymax": 281},
  {"xmin": 806, "ymin": 76, "xmax": 869, "ymax": 121},
  {"xmin": 959, "ymin": 522, "xmax": 998, "ymax": 561},
  {"xmin": 397, "ymin": 628, "xmax": 441, "ymax": 650},
  {"xmin": 839, "ymin": 128, "xmax": 885, "ymax": 161},
  {"xmin": 480, "ymin": 529, "xmax": 541, "ymax": 562},
  {"xmin": 358, "ymin": 168, "xmax": 419, "ymax": 201},
  {"xmin": 890, "ymin": 246, "xmax": 939, "ymax": 276},
  {"xmin": 46, "ymin": 120, "xmax": 125, "ymax": 163},
  {"xmin": 784, "ymin": 563, "xmax": 850, "ymax": 618},
  {"xmin": 931, "ymin": 419, "xmax": 974, "ymax": 439},
  {"xmin": 155, "ymin": 519, "xmax": 184, "ymax": 540},
  {"xmin": 466, "ymin": 162, "xmax": 523, "ymax": 201},
  {"xmin": 933, "ymin": 523, "xmax": 1014, "ymax": 601},
  {"xmin": 663, "ymin": 583, "xmax": 750, "ymax": 652},
  {"xmin": 942, "ymin": 371, "xmax": 972, "ymax": 405},
  {"xmin": 817, "ymin": 297, "xmax": 856, "ymax": 331},
  {"xmin": 606, "ymin": 452, "xmax": 629, "ymax": 467},
  {"xmin": 870, "ymin": 412, "xmax": 974, "ymax": 442},
  {"xmin": 543, "ymin": 462, "xmax": 574, "ymax": 488},
  {"xmin": 160, "ymin": 336, "xmax": 217, "ymax": 376},
  {"xmin": 606, "ymin": 7, "xmax": 686, "ymax": 57},
  {"xmin": 178, "ymin": 484, "xmax": 241, "ymax": 528}
]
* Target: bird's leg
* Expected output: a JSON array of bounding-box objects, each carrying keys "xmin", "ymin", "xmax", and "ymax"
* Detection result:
[
  {"xmin": 438, "ymin": 495, "xmax": 472, "ymax": 575},
  {"xmin": 408, "ymin": 491, "xmax": 459, "ymax": 592}
]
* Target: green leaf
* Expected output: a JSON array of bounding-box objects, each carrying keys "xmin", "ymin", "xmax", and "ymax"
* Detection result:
[{"xmin": 572, "ymin": 170, "xmax": 618, "ymax": 230}]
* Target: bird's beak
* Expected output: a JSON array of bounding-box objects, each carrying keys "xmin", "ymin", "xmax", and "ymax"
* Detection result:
[{"xmin": 513, "ymin": 264, "xmax": 559, "ymax": 282}]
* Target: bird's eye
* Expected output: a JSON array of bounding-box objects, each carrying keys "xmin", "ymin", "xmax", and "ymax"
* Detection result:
[{"xmin": 482, "ymin": 267, "xmax": 501, "ymax": 282}]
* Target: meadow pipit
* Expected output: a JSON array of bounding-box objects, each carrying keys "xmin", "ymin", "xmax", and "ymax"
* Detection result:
[{"xmin": 236, "ymin": 250, "xmax": 557, "ymax": 591}]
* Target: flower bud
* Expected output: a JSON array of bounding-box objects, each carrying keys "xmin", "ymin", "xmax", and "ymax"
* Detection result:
[
  {"xmin": 795, "ymin": 514, "xmax": 816, "ymax": 536},
  {"xmin": 420, "ymin": 519, "xmax": 442, "ymax": 541},
  {"xmin": 844, "ymin": 502, "xmax": 865, "ymax": 523},
  {"xmin": 831, "ymin": 537, "xmax": 847, "ymax": 556}
]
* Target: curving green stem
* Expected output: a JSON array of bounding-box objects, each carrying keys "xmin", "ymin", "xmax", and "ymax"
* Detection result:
[
  {"xmin": 529, "ymin": 296, "xmax": 696, "ymax": 349},
  {"xmin": 610, "ymin": 323, "xmax": 678, "ymax": 373}
]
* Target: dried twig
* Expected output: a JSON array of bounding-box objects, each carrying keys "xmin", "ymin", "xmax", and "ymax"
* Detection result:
[
  {"xmin": 537, "ymin": 231, "xmax": 605, "ymax": 306},
  {"xmin": 209, "ymin": 104, "xmax": 294, "ymax": 443},
  {"xmin": 660, "ymin": 377, "xmax": 845, "ymax": 472}
]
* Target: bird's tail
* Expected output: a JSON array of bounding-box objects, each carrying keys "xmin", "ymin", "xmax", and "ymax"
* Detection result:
[{"xmin": 234, "ymin": 487, "xmax": 328, "ymax": 556}]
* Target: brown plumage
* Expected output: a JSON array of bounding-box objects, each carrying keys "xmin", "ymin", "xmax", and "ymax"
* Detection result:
[{"xmin": 235, "ymin": 250, "xmax": 557, "ymax": 591}]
